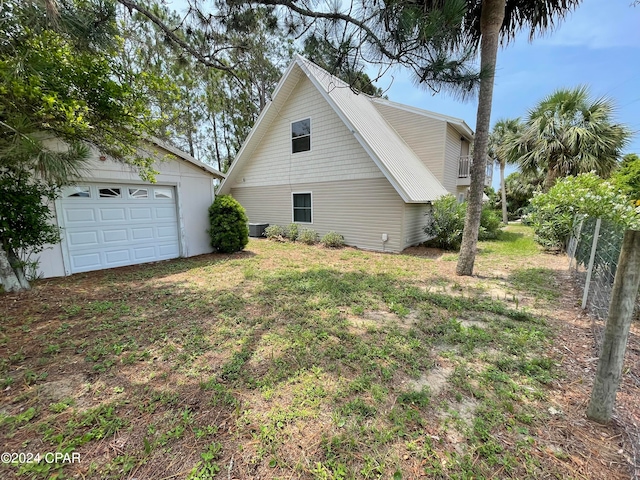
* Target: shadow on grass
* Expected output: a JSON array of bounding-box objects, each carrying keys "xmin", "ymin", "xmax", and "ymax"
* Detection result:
[{"xmin": 0, "ymin": 263, "xmax": 549, "ymax": 479}]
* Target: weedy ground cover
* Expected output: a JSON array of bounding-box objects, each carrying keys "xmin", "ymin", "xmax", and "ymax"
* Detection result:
[{"xmin": 0, "ymin": 225, "xmax": 636, "ymax": 479}]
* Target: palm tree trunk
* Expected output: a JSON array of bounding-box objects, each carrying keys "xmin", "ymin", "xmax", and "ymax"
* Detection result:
[
  {"xmin": 500, "ymin": 160, "xmax": 508, "ymax": 224},
  {"xmin": 457, "ymin": 0, "xmax": 505, "ymax": 276}
]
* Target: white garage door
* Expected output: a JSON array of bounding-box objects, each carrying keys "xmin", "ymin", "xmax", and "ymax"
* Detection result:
[{"xmin": 60, "ymin": 184, "xmax": 180, "ymax": 274}]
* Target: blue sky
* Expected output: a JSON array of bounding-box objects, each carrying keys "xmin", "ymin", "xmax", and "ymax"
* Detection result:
[{"xmin": 370, "ymin": 0, "xmax": 640, "ymax": 189}]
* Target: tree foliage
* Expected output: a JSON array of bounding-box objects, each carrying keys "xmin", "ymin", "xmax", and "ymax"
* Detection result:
[
  {"xmin": 529, "ymin": 173, "xmax": 638, "ymax": 250},
  {"xmin": 488, "ymin": 118, "xmax": 522, "ymax": 223},
  {"xmin": 503, "ymin": 170, "xmax": 544, "ymax": 219},
  {"xmin": 1, "ymin": 0, "xmax": 159, "ymax": 180},
  {"xmin": 117, "ymin": 2, "xmax": 293, "ymax": 171},
  {"xmin": 0, "ymin": 0, "xmax": 161, "ymax": 291},
  {"xmin": 611, "ymin": 153, "xmax": 640, "ymax": 202},
  {"xmin": 507, "ymin": 86, "xmax": 630, "ymax": 191}
]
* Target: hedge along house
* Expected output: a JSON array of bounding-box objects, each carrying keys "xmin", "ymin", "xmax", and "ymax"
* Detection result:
[
  {"xmin": 218, "ymin": 55, "xmax": 488, "ymax": 253},
  {"xmin": 37, "ymin": 138, "xmax": 224, "ymax": 278}
]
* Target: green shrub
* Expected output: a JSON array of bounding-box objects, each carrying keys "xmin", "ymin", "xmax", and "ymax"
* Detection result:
[
  {"xmin": 424, "ymin": 195, "xmax": 504, "ymax": 249},
  {"xmin": 478, "ymin": 206, "xmax": 501, "ymax": 240},
  {"xmin": 264, "ymin": 224, "xmax": 286, "ymax": 240},
  {"xmin": 529, "ymin": 173, "xmax": 638, "ymax": 250},
  {"xmin": 286, "ymin": 223, "xmax": 299, "ymax": 241},
  {"xmin": 321, "ymin": 231, "xmax": 345, "ymax": 248},
  {"xmin": 208, "ymin": 195, "xmax": 249, "ymax": 253},
  {"xmin": 298, "ymin": 229, "xmax": 318, "ymax": 245},
  {"xmin": 423, "ymin": 195, "xmax": 466, "ymax": 250}
]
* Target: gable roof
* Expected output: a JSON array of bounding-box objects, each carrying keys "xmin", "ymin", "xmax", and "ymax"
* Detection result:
[
  {"xmin": 148, "ymin": 137, "xmax": 225, "ymax": 179},
  {"xmin": 219, "ymin": 55, "xmax": 470, "ymax": 202}
]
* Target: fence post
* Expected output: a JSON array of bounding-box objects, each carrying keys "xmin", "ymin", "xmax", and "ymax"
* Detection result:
[
  {"xmin": 581, "ymin": 218, "xmax": 602, "ymax": 309},
  {"xmin": 586, "ymin": 229, "xmax": 640, "ymax": 424},
  {"xmin": 567, "ymin": 215, "xmax": 584, "ymax": 270}
]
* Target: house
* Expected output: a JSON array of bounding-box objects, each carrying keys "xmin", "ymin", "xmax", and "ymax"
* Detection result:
[
  {"xmin": 218, "ymin": 55, "xmax": 491, "ymax": 253},
  {"xmin": 37, "ymin": 138, "xmax": 224, "ymax": 278}
]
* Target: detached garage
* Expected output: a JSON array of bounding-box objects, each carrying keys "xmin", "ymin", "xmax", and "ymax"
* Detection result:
[{"xmin": 37, "ymin": 139, "xmax": 224, "ymax": 278}]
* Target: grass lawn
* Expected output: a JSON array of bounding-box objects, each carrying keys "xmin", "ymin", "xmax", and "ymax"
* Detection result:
[{"xmin": 0, "ymin": 225, "xmax": 637, "ymax": 479}]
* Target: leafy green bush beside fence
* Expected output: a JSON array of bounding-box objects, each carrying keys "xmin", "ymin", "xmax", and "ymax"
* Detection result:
[{"xmin": 529, "ymin": 173, "xmax": 638, "ymax": 250}]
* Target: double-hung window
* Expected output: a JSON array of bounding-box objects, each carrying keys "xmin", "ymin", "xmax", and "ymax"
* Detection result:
[
  {"xmin": 291, "ymin": 118, "xmax": 311, "ymax": 153},
  {"xmin": 292, "ymin": 193, "xmax": 312, "ymax": 223}
]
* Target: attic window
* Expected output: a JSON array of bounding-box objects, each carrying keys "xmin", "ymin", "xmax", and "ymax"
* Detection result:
[{"xmin": 292, "ymin": 118, "xmax": 311, "ymax": 153}]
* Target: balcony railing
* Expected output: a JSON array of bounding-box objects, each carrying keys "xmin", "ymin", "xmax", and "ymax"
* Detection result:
[{"xmin": 458, "ymin": 155, "xmax": 493, "ymax": 185}]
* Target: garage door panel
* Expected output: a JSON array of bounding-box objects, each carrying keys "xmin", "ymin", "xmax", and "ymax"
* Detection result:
[
  {"xmin": 158, "ymin": 244, "xmax": 179, "ymax": 257},
  {"xmin": 61, "ymin": 184, "xmax": 180, "ymax": 274},
  {"xmin": 68, "ymin": 231, "xmax": 99, "ymax": 247},
  {"xmin": 130, "ymin": 207, "xmax": 153, "ymax": 220},
  {"xmin": 133, "ymin": 246, "xmax": 156, "ymax": 260},
  {"xmin": 132, "ymin": 227, "xmax": 154, "ymax": 240},
  {"xmin": 65, "ymin": 208, "xmax": 96, "ymax": 224},
  {"xmin": 155, "ymin": 207, "xmax": 176, "ymax": 219},
  {"xmin": 105, "ymin": 250, "xmax": 131, "ymax": 265},
  {"xmin": 157, "ymin": 225, "xmax": 178, "ymax": 238},
  {"xmin": 100, "ymin": 208, "xmax": 127, "ymax": 221},
  {"xmin": 102, "ymin": 229, "xmax": 129, "ymax": 243},
  {"xmin": 71, "ymin": 252, "xmax": 102, "ymax": 270}
]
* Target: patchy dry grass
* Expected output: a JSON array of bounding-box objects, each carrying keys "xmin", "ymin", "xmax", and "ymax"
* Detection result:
[{"xmin": 0, "ymin": 225, "xmax": 636, "ymax": 479}]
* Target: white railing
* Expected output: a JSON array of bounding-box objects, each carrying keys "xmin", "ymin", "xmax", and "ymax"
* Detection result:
[
  {"xmin": 458, "ymin": 156, "xmax": 494, "ymax": 182},
  {"xmin": 458, "ymin": 155, "xmax": 471, "ymax": 178}
]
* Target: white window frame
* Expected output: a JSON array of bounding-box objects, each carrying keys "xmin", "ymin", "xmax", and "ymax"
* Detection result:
[
  {"xmin": 63, "ymin": 186, "xmax": 91, "ymax": 198},
  {"xmin": 291, "ymin": 192, "xmax": 313, "ymax": 224},
  {"xmin": 154, "ymin": 187, "xmax": 174, "ymax": 199},
  {"xmin": 291, "ymin": 117, "xmax": 312, "ymax": 154}
]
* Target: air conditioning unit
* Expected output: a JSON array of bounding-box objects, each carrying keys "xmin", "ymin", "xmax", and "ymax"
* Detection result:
[{"xmin": 248, "ymin": 223, "xmax": 269, "ymax": 237}]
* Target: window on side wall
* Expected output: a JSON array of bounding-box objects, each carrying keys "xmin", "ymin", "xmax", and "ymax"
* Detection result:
[
  {"xmin": 291, "ymin": 118, "xmax": 311, "ymax": 153},
  {"xmin": 292, "ymin": 193, "xmax": 312, "ymax": 223}
]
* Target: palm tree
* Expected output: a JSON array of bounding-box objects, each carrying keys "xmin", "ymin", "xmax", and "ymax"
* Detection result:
[
  {"xmin": 455, "ymin": 0, "xmax": 582, "ymax": 276},
  {"xmin": 488, "ymin": 118, "xmax": 521, "ymax": 224},
  {"xmin": 508, "ymin": 86, "xmax": 630, "ymax": 191}
]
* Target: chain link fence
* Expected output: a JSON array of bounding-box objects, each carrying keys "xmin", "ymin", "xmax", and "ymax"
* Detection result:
[
  {"xmin": 567, "ymin": 216, "xmax": 627, "ymax": 345},
  {"xmin": 567, "ymin": 216, "xmax": 639, "ymax": 479}
]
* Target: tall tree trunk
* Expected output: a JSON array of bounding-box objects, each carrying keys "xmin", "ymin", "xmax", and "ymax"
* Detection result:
[
  {"xmin": 0, "ymin": 248, "xmax": 29, "ymax": 293},
  {"xmin": 211, "ymin": 113, "xmax": 222, "ymax": 172},
  {"xmin": 456, "ymin": 0, "xmax": 505, "ymax": 276},
  {"xmin": 7, "ymin": 249, "xmax": 30, "ymax": 291},
  {"xmin": 543, "ymin": 163, "xmax": 560, "ymax": 192},
  {"xmin": 586, "ymin": 230, "xmax": 640, "ymax": 424},
  {"xmin": 500, "ymin": 160, "xmax": 508, "ymax": 224}
]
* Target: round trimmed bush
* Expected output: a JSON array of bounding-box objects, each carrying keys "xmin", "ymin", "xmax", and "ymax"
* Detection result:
[
  {"xmin": 264, "ymin": 224, "xmax": 286, "ymax": 240},
  {"xmin": 208, "ymin": 195, "xmax": 249, "ymax": 253},
  {"xmin": 286, "ymin": 223, "xmax": 299, "ymax": 241},
  {"xmin": 321, "ymin": 231, "xmax": 345, "ymax": 248},
  {"xmin": 298, "ymin": 229, "xmax": 318, "ymax": 245}
]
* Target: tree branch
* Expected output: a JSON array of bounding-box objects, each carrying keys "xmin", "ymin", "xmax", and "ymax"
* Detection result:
[{"xmin": 116, "ymin": 0, "xmax": 241, "ymax": 81}]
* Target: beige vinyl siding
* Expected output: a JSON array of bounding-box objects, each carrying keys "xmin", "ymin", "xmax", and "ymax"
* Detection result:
[
  {"xmin": 232, "ymin": 177, "xmax": 405, "ymax": 252},
  {"xmin": 372, "ymin": 103, "xmax": 447, "ymax": 185},
  {"xmin": 231, "ymin": 76, "xmax": 383, "ymax": 189},
  {"xmin": 444, "ymin": 125, "xmax": 464, "ymax": 194},
  {"xmin": 402, "ymin": 203, "xmax": 432, "ymax": 249}
]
